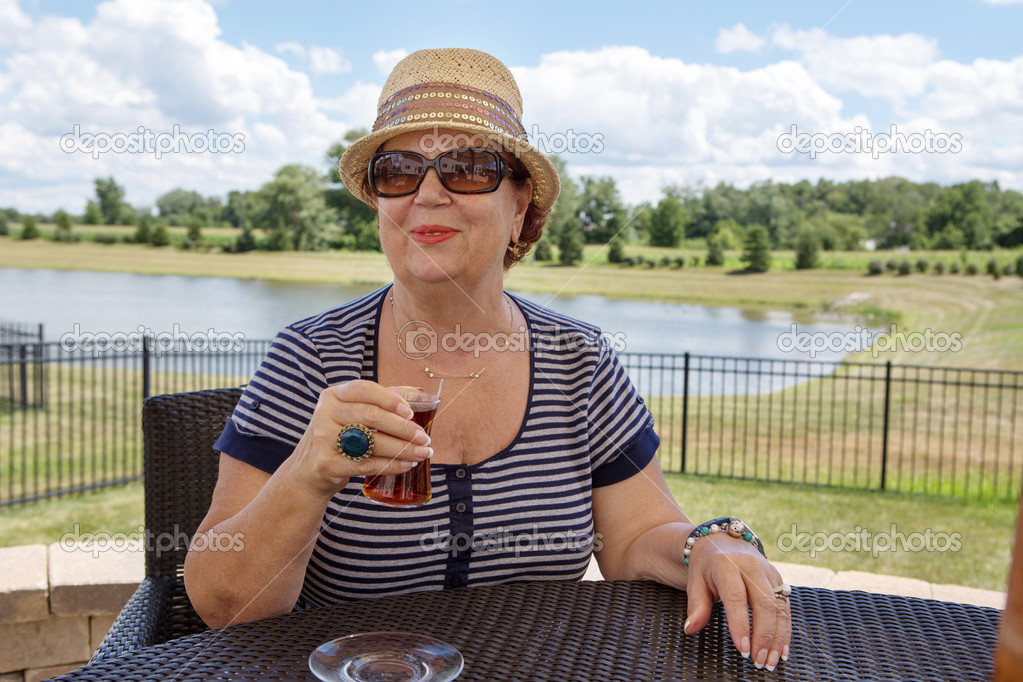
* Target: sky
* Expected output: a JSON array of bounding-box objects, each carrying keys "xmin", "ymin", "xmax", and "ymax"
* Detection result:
[{"xmin": 1, "ymin": 0, "xmax": 1022, "ymax": 215}]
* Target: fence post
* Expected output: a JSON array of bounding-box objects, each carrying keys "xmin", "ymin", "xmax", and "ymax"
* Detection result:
[
  {"xmin": 18, "ymin": 343, "xmax": 28, "ymax": 410},
  {"xmin": 681, "ymin": 352, "xmax": 690, "ymax": 474},
  {"xmin": 142, "ymin": 334, "xmax": 151, "ymax": 400},
  {"xmin": 880, "ymin": 360, "xmax": 892, "ymax": 491}
]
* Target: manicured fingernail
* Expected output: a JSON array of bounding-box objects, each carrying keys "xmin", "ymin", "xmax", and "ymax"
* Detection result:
[
  {"xmin": 683, "ymin": 618, "xmax": 691, "ymax": 634},
  {"xmin": 401, "ymin": 460, "xmax": 416, "ymax": 470},
  {"xmin": 756, "ymin": 649, "xmax": 769, "ymax": 668},
  {"xmin": 767, "ymin": 650, "xmax": 781, "ymax": 671},
  {"xmin": 782, "ymin": 645, "xmax": 789, "ymax": 662},
  {"xmin": 413, "ymin": 431, "xmax": 430, "ymax": 446},
  {"xmin": 416, "ymin": 447, "xmax": 433, "ymax": 459},
  {"xmin": 740, "ymin": 637, "xmax": 750, "ymax": 658},
  {"xmin": 400, "ymin": 405, "xmax": 414, "ymax": 419}
]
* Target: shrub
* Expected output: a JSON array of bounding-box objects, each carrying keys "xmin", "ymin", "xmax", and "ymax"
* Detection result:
[
  {"xmin": 706, "ymin": 235, "xmax": 725, "ymax": 266},
  {"xmin": 950, "ymin": 261, "xmax": 961, "ymax": 274},
  {"xmin": 741, "ymin": 225, "xmax": 772, "ymax": 273},
  {"xmin": 659, "ymin": 256, "xmax": 673, "ymax": 268},
  {"xmin": 1004, "ymin": 263, "xmax": 1015, "ymax": 277},
  {"xmin": 94, "ymin": 233, "xmax": 118, "ymax": 245},
  {"xmin": 0, "ymin": 214, "xmax": 8, "ymax": 236},
  {"xmin": 794, "ymin": 230, "xmax": 820, "ymax": 270},
  {"xmin": 965, "ymin": 262, "xmax": 979, "ymax": 275},
  {"xmin": 934, "ymin": 261, "xmax": 946, "ymax": 274},
  {"xmin": 150, "ymin": 224, "xmax": 171, "ymax": 247},
  {"xmin": 135, "ymin": 216, "xmax": 152, "ymax": 244},
  {"xmin": 915, "ymin": 257, "xmax": 929, "ymax": 273},
  {"xmin": 867, "ymin": 260, "xmax": 884, "ymax": 276},
  {"xmin": 20, "ymin": 216, "xmax": 39, "ymax": 239},
  {"xmin": 897, "ymin": 260, "xmax": 912, "ymax": 276},
  {"xmin": 53, "ymin": 210, "xmax": 76, "ymax": 242},
  {"xmin": 1017, "ymin": 254, "xmax": 1023, "ymax": 278},
  {"xmin": 606, "ymin": 237, "xmax": 625, "ymax": 264},
  {"xmin": 886, "ymin": 259, "xmax": 899, "ymax": 272},
  {"xmin": 673, "ymin": 256, "xmax": 685, "ymax": 269},
  {"xmin": 986, "ymin": 258, "xmax": 999, "ymax": 276},
  {"xmin": 533, "ymin": 239, "xmax": 553, "ymax": 262}
]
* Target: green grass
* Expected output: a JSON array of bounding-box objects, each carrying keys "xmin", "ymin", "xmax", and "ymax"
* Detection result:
[{"xmin": 0, "ymin": 475, "xmax": 1013, "ymax": 592}]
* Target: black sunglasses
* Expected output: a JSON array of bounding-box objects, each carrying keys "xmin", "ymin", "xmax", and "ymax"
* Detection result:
[{"xmin": 368, "ymin": 148, "xmax": 518, "ymax": 197}]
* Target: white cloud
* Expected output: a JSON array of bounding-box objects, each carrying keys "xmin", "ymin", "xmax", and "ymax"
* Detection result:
[
  {"xmin": 0, "ymin": 0, "xmax": 32, "ymax": 47},
  {"xmin": 770, "ymin": 25, "xmax": 939, "ymax": 103},
  {"xmin": 275, "ymin": 41, "xmax": 305, "ymax": 58},
  {"xmin": 307, "ymin": 46, "xmax": 351, "ymax": 74},
  {"xmin": 0, "ymin": 0, "xmax": 352, "ymax": 213},
  {"xmin": 373, "ymin": 49, "xmax": 408, "ymax": 76},
  {"xmin": 716, "ymin": 23, "xmax": 765, "ymax": 54}
]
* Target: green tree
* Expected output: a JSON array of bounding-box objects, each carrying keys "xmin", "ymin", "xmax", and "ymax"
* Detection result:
[
  {"xmin": 324, "ymin": 131, "xmax": 380, "ymax": 251},
  {"xmin": 156, "ymin": 188, "xmax": 205, "ymax": 226},
  {"xmin": 794, "ymin": 229, "xmax": 820, "ymax": 270},
  {"xmin": 648, "ymin": 195, "xmax": 687, "ymax": 247},
  {"xmin": 557, "ymin": 216, "xmax": 585, "ymax": 265},
  {"xmin": 222, "ymin": 190, "xmax": 253, "ymax": 229},
  {"xmin": 0, "ymin": 214, "xmax": 7, "ymax": 236},
  {"xmin": 94, "ymin": 177, "xmax": 126, "ymax": 225},
  {"xmin": 20, "ymin": 216, "xmax": 40, "ymax": 240},
  {"xmin": 607, "ymin": 235, "xmax": 626, "ymax": 263},
  {"xmin": 252, "ymin": 164, "xmax": 338, "ymax": 251},
  {"xmin": 83, "ymin": 200, "xmax": 103, "ymax": 226},
  {"xmin": 53, "ymin": 210, "xmax": 74, "ymax": 242},
  {"xmin": 150, "ymin": 223, "xmax": 170, "ymax": 247},
  {"xmin": 925, "ymin": 181, "xmax": 994, "ymax": 249},
  {"xmin": 705, "ymin": 234, "xmax": 725, "ymax": 266},
  {"xmin": 185, "ymin": 215, "xmax": 203, "ymax": 248},
  {"xmin": 544, "ymin": 156, "xmax": 581, "ymax": 249},
  {"xmin": 135, "ymin": 214, "xmax": 152, "ymax": 244},
  {"xmin": 578, "ymin": 176, "xmax": 626, "ymax": 244},
  {"xmin": 533, "ymin": 237, "xmax": 553, "ymax": 261},
  {"xmin": 741, "ymin": 225, "xmax": 772, "ymax": 273},
  {"xmin": 233, "ymin": 226, "xmax": 258, "ymax": 253}
]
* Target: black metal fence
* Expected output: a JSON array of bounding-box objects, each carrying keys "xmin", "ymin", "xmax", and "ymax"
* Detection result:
[
  {"xmin": 0, "ymin": 321, "xmax": 45, "ymax": 410},
  {"xmin": 1, "ymin": 341, "xmax": 1021, "ymax": 507}
]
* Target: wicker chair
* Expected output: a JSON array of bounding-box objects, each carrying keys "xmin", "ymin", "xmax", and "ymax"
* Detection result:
[{"xmin": 90, "ymin": 387, "xmax": 243, "ymax": 662}]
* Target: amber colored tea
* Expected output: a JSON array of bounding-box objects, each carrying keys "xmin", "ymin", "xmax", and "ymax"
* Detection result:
[{"xmin": 362, "ymin": 399, "xmax": 437, "ymax": 507}]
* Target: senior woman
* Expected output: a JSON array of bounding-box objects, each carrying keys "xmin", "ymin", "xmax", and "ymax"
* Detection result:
[{"xmin": 184, "ymin": 48, "xmax": 791, "ymax": 672}]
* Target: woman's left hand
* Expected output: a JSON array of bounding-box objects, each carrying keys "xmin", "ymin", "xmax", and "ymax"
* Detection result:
[{"xmin": 683, "ymin": 532, "xmax": 791, "ymax": 671}]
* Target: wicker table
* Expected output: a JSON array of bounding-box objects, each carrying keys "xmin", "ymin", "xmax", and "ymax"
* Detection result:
[{"xmin": 54, "ymin": 580, "xmax": 999, "ymax": 681}]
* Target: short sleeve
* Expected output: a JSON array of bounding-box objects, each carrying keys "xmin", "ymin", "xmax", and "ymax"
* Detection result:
[
  {"xmin": 213, "ymin": 327, "xmax": 330, "ymax": 474},
  {"xmin": 587, "ymin": 341, "xmax": 660, "ymax": 487}
]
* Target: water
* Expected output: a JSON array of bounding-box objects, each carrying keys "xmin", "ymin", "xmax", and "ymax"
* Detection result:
[{"xmin": 0, "ymin": 268, "xmax": 868, "ymax": 364}]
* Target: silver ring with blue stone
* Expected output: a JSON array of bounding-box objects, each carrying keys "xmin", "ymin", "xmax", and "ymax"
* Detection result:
[{"xmin": 337, "ymin": 423, "xmax": 374, "ymax": 461}]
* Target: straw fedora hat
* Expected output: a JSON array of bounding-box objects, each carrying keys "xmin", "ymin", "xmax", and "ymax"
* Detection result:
[{"xmin": 339, "ymin": 48, "xmax": 560, "ymax": 213}]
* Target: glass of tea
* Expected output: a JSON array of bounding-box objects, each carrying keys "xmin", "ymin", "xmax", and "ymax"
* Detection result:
[{"xmin": 362, "ymin": 384, "xmax": 441, "ymax": 507}]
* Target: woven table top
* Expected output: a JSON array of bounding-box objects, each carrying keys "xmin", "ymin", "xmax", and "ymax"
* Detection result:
[{"xmin": 53, "ymin": 580, "xmax": 1001, "ymax": 681}]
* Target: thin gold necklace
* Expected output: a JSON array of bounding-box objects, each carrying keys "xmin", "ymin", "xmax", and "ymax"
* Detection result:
[{"xmin": 389, "ymin": 292, "xmax": 515, "ymax": 379}]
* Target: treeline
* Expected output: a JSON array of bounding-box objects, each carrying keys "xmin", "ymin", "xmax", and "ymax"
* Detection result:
[{"xmin": 4, "ymin": 133, "xmax": 1023, "ymax": 266}]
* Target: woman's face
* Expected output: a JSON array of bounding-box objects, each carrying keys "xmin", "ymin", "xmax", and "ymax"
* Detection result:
[{"xmin": 375, "ymin": 128, "xmax": 533, "ymax": 287}]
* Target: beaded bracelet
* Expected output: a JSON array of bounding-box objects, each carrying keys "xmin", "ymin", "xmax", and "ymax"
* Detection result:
[{"xmin": 683, "ymin": 516, "xmax": 767, "ymax": 566}]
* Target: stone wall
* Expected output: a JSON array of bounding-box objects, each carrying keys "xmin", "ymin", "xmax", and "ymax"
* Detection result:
[{"xmin": 0, "ymin": 543, "xmax": 142, "ymax": 682}]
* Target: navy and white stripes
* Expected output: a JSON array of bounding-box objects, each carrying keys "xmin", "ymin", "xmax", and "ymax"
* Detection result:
[{"xmin": 214, "ymin": 286, "xmax": 659, "ymax": 606}]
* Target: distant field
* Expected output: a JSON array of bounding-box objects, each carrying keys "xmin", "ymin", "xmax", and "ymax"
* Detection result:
[{"xmin": 1, "ymin": 236, "xmax": 1022, "ymax": 370}]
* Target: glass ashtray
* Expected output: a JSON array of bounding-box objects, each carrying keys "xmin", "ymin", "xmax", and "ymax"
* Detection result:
[{"xmin": 309, "ymin": 631, "xmax": 463, "ymax": 682}]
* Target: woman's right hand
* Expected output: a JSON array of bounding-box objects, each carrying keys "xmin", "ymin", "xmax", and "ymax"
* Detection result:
[{"xmin": 288, "ymin": 380, "xmax": 433, "ymax": 499}]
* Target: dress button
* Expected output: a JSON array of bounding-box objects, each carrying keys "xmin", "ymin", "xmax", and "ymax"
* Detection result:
[
  {"xmin": 455, "ymin": 502, "xmax": 467, "ymax": 513},
  {"xmin": 248, "ymin": 399, "xmax": 260, "ymax": 409},
  {"xmin": 448, "ymin": 575, "xmax": 463, "ymax": 587},
  {"xmin": 454, "ymin": 467, "xmax": 468, "ymax": 479}
]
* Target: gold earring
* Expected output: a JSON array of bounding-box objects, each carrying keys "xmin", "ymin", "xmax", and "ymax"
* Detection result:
[{"xmin": 507, "ymin": 240, "xmax": 528, "ymax": 258}]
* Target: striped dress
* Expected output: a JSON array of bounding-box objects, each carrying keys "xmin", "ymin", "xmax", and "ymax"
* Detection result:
[{"xmin": 214, "ymin": 286, "xmax": 659, "ymax": 607}]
